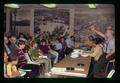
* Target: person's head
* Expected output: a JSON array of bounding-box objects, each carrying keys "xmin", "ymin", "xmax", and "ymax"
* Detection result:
[
  {"xmin": 105, "ymin": 25, "xmax": 114, "ymax": 38},
  {"xmin": 48, "ymin": 45, "xmax": 54, "ymax": 50},
  {"xmin": 4, "ymin": 36, "xmax": 9, "ymax": 44},
  {"xmin": 60, "ymin": 37, "xmax": 65, "ymax": 42},
  {"xmin": 88, "ymin": 35, "xmax": 94, "ymax": 41},
  {"xmin": 92, "ymin": 37, "xmax": 104, "ymax": 46},
  {"xmin": 11, "ymin": 60, "xmax": 18, "ymax": 65},
  {"xmin": 28, "ymin": 37, "xmax": 32, "ymax": 41},
  {"xmin": 47, "ymin": 40, "xmax": 51, "ymax": 45},
  {"xmin": 70, "ymin": 36, "xmax": 75, "ymax": 41},
  {"xmin": 18, "ymin": 40, "xmax": 26, "ymax": 49},
  {"xmin": 18, "ymin": 33, "xmax": 24, "ymax": 38},
  {"xmin": 10, "ymin": 35, "xmax": 17, "ymax": 44},
  {"xmin": 4, "ymin": 32, "xmax": 8, "ymax": 37},
  {"xmin": 43, "ymin": 31, "xmax": 46, "ymax": 33},
  {"xmin": 30, "ymin": 41, "xmax": 38, "ymax": 48},
  {"xmin": 41, "ymin": 39, "xmax": 46, "ymax": 45},
  {"xmin": 66, "ymin": 35, "xmax": 70, "ymax": 39},
  {"xmin": 4, "ymin": 50, "xmax": 8, "ymax": 63}
]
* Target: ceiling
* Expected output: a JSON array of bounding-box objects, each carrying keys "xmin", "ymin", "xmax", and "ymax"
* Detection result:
[{"xmin": 18, "ymin": 4, "xmax": 114, "ymax": 9}]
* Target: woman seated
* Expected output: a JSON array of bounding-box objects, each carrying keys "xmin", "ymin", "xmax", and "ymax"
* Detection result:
[
  {"xmin": 4, "ymin": 50, "xmax": 20, "ymax": 78},
  {"xmin": 39, "ymin": 39, "xmax": 50, "ymax": 58},
  {"xmin": 29, "ymin": 41, "xmax": 52, "ymax": 76},
  {"xmin": 88, "ymin": 37, "xmax": 104, "ymax": 77},
  {"xmin": 14, "ymin": 40, "xmax": 40, "ymax": 78}
]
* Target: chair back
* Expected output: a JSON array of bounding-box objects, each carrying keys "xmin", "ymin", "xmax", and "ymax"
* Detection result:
[{"xmin": 24, "ymin": 53, "xmax": 33, "ymax": 63}]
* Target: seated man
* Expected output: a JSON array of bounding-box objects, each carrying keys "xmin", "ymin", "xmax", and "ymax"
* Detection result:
[
  {"xmin": 65, "ymin": 36, "xmax": 74, "ymax": 55},
  {"xmin": 59, "ymin": 37, "xmax": 67, "ymax": 60},
  {"xmin": 48, "ymin": 45, "xmax": 59, "ymax": 64}
]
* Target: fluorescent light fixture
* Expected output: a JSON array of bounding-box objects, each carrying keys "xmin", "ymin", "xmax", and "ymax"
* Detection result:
[
  {"xmin": 88, "ymin": 4, "xmax": 97, "ymax": 8},
  {"xmin": 41, "ymin": 4, "xmax": 56, "ymax": 8},
  {"xmin": 4, "ymin": 4, "xmax": 20, "ymax": 8}
]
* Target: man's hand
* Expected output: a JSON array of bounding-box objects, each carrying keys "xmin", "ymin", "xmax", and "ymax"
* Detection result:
[
  {"xmin": 90, "ymin": 25, "xmax": 105, "ymax": 38},
  {"xmin": 106, "ymin": 55, "xmax": 109, "ymax": 59}
]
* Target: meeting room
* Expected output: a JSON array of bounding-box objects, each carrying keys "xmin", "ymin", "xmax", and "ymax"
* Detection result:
[{"xmin": 4, "ymin": 4, "xmax": 115, "ymax": 78}]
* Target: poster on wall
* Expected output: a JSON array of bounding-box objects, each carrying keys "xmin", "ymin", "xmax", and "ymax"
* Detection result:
[
  {"xmin": 34, "ymin": 9, "xmax": 70, "ymax": 41},
  {"xmin": 74, "ymin": 13, "xmax": 115, "ymax": 42}
]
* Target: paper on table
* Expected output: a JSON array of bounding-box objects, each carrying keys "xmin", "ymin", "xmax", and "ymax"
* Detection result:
[
  {"xmin": 39, "ymin": 56, "xmax": 48, "ymax": 59},
  {"xmin": 51, "ymin": 68, "xmax": 87, "ymax": 77},
  {"xmin": 19, "ymin": 70, "xmax": 26, "ymax": 76},
  {"xmin": 81, "ymin": 53, "xmax": 89, "ymax": 57},
  {"xmin": 51, "ymin": 67, "xmax": 66, "ymax": 72},
  {"xmin": 51, "ymin": 67, "xmax": 84, "ymax": 72},
  {"xmin": 75, "ymin": 68, "xmax": 84, "ymax": 71}
]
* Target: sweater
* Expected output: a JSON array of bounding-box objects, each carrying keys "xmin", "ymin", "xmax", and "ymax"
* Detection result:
[{"xmin": 89, "ymin": 45, "xmax": 103, "ymax": 61}]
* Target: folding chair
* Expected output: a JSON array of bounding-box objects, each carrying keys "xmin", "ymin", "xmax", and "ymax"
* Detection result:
[{"xmin": 107, "ymin": 69, "xmax": 115, "ymax": 78}]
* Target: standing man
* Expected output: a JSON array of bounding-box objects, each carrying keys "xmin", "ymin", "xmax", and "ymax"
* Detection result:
[
  {"xmin": 4, "ymin": 35, "xmax": 12, "ymax": 60},
  {"xmin": 9, "ymin": 35, "xmax": 18, "ymax": 58},
  {"xmin": 91, "ymin": 25, "xmax": 115, "ymax": 77}
]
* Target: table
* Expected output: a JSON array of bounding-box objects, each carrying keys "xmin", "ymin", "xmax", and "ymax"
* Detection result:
[{"xmin": 51, "ymin": 54, "xmax": 91, "ymax": 77}]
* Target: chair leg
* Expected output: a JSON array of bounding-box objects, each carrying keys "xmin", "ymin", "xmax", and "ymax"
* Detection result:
[
  {"xmin": 41, "ymin": 63, "xmax": 45, "ymax": 75},
  {"xmin": 39, "ymin": 64, "xmax": 43, "ymax": 75},
  {"xmin": 105, "ymin": 63, "xmax": 109, "ymax": 73},
  {"xmin": 113, "ymin": 62, "xmax": 115, "ymax": 68}
]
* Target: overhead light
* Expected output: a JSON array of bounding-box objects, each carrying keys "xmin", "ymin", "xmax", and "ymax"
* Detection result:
[
  {"xmin": 41, "ymin": 4, "xmax": 56, "ymax": 8},
  {"xmin": 4, "ymin": 4, "xmax": 20, "ymax": 8},
  {"xmin": 88, "ymin": 4, "xmax": 97, "ymax": 8}
]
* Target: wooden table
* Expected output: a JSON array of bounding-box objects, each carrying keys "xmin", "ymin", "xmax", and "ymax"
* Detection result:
[{"xmin": 51, "ymin": 54, "xmax": 91, "ymax": 77}]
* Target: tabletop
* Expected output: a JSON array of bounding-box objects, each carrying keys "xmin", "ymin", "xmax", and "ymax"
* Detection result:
[{"xmin": 51, "ymin": 53, "xmax": 91, "ymax": 77}]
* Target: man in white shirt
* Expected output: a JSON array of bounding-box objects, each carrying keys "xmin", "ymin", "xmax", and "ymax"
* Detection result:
[
  {"xmin": 65, "ymin": 36, "xmax": 74, "ymax": 48},
  {"xmin": 54, "ymin": 39, "xmax": 63, "ymax": 61},
  {"xmin": 65, "ymin": 36, "xmax": 74, "ymax": 55},
  {"xmin": 54, "ymin": 40, "xmax": 62, "ymax": 51}
]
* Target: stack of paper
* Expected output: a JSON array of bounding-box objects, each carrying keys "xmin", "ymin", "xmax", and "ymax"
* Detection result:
[
  {"xmin": 39, "ymin": 56, "xmax": 48, "ymax": 59},
  {"xmin": 51, "ymin": 67, "xmax": 86, "ymax": 77},
  {"xmin": 51, "ymin": 67, "xmax": 66, "ymax": 72},
  {"xmin": 75, "ymin": 68, "xmax": 84, "ymax": 71}
]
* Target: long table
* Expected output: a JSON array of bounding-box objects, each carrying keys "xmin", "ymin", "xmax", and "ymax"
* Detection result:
[{"xmin": 51, "ymin": 54, "xmax": 91, "ymax": 77}]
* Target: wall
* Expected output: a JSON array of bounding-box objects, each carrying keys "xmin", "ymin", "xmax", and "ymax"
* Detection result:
[
  {"xmin": 74, "ymin": 7, "xmax": 115, "ymax": 42},
  {"xmin": 15, "ymin": 8, "xmax": 31, "ymax": 36},
  {"xmin": 5, "ymin": 5, "xmax": 114, "ymax": 41}
]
